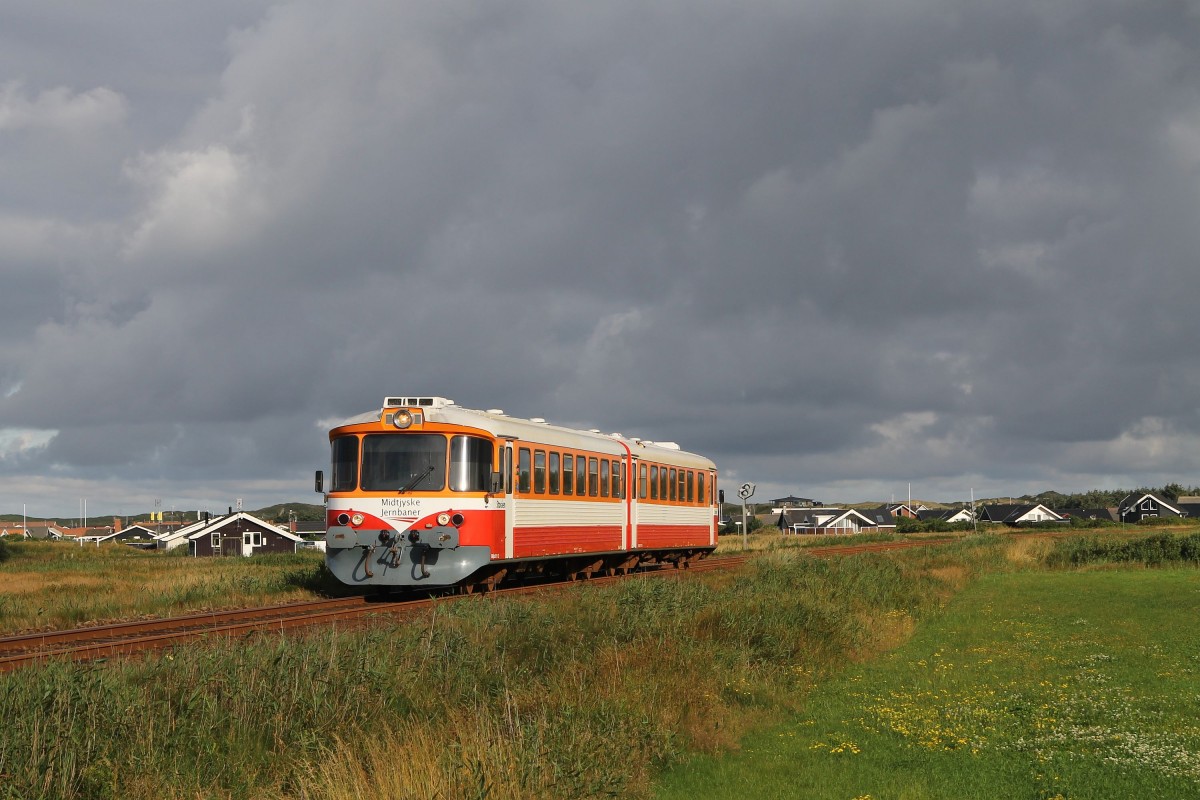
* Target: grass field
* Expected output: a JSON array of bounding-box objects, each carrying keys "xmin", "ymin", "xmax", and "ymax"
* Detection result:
[
  {"xmin": 654, "ymin": 567, "xmax": 1200, "ymax": 799},
  {"xmin": 0, "ymin": 540, "xmax": 331, "ymax": 633},
  {"xmin": 2, "ymin": 528, "xmax": 1196, "ymax": 798}
]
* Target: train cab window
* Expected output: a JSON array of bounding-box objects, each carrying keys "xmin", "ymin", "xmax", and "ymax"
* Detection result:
[
  {"xmin": 576, "ymin": 455, "xmax": 587, "ymax": 495},
  {"xmin": 639, "ymin": 464, "xmax": 648, "ymax": 499},
  {"xmin": 687, "ymin": 471, "xmax": 695, "ymax": 503},
  {"xmin": 449, "ymin": 435, "xmax": 493, "ymax": 492},
  {"xmin": 600, "ymin": 459, "xmax": 610, "ymax": 497},
  {"xmin": 563, "ymin": 454, "xmax": 574, "ymax": 496},
  {"xmin": 361, "ymin": 434, "xmax": 447, "ymax": 491},
  {"xmin": 549, "ymin": 452, "xmax": 560, "ymax": 494},
  {"xmin": 534, "ymin": 450, "xmax": 546, "ymax": 494},
  {"xmin": 505, "ymin": 447, "xmax": 513, "ymax": 494},
  {"xmin": 330, "ymin": 435, "xmax": 359, "ymax": 492},
  {"xmin": 649, "ymin": 466, "xmax": 658, "ymax": 499},
  {"xmin": 588, "ymin": 457, "xmax": 599, "ymax": 497},
  {"xmin": 669, "ymin": 468, "xmax": 677, "ymax": 501},
  {"xmin": 518, "ymin": 448, "xmax": 531, "ymax": 494}
]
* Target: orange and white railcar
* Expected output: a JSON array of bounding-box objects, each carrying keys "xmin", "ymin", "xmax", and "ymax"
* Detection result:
[{"xmin": 318, "ymin": 396, "xmax": 718, "ymax": 590}]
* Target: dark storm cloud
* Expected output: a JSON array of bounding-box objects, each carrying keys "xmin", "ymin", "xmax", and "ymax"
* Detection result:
[{"xmin": 3, "ymin": 0, "xmax": 1200, "ymax": 516}]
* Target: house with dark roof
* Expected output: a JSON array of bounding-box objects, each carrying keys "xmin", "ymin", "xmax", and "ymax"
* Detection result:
[
  {"xmin": 778, "ymin": 507, "xmax": 882, "ymax": 535},
  {"xmin": 863, "ymin": 506, "xmax": 897, "ymax": 529},
  {"xmin": 772, "ymin": 495, "xmax": 820, "ymax": 509},
  {"xmin": 92, "ymin": 524, "xmax": 161, "ymax": 546},
  {"xmin": 186, "ymin": 512, "xmax": 303, "ymax": 557},
  {"xmin": 156, "ymin": 517, "xmax": 212, "ymax": 551},
  {"xmin": 917, "ymin": 508, "xmax": 975, "ymax": 524},
  {"xmin": 1116, "ymin": 492, "xmax": 1185, "ymax": 524},
  {"xmin": 977, "ymin": 504, "xmax": 1066, "ymax": 526},
  {"xmin": 25, "ymin": 525, "xmax": 68, "ymax": 540},
  {"xmin": 1059, "ymin": 508, "xmax": 1117, "ymax": 523}
]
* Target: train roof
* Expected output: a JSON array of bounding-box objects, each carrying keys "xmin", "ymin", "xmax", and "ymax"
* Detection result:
[{"xmin": 331, "ymin": 396, "xmax": 715, "ymax": 469}]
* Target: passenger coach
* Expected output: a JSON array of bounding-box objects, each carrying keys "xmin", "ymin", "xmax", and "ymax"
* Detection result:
[{"xmin": 317, "ymin": 396, "xmax": 719, "ymax": 591}]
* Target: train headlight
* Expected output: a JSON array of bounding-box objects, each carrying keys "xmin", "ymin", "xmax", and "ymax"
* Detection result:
[
  {"xmin": 351, "ymin": 513, "xmax": 365, "ymax": 526},
  {"xmin": 392, "ymin": 410, "xmax": 414, "ymax": 429},
  {"xmin": 436, "ymin": 512, "xmax": 451, "ymax": 526}
]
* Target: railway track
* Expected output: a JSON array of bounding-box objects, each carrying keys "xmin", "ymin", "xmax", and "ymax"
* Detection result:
[{"xmin": 0, "ymin": 535, "xmax": 1007, "ymax": 673}]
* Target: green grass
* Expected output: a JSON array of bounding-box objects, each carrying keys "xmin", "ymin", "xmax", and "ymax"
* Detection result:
[
  {"xmin": 0, "ymin": 544, "xmax": 967, "ymax": 799},
  {"xmin": 0, "ymin": 540, "xmax": 337, "ymax": 633},
  {"xmin": 654, "ymin": 567, "xmax": 1200, "ymax": 800},
  {"xmin": 4, "ymin": 530, "xmax": 1197, "ymax": 798}
]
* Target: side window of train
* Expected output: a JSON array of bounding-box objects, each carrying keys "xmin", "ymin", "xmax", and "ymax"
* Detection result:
[
  {"xmin": 534, "ymin": 450, "xmax": 546, "ymax": 494},
  {"xmin": 549, "ymin": 452, "xmax": 560, "ymax": 495},
  {"xmin": 613, "ymin": 462, "xmax": 623, "ymax": 499},
  {"xmin": 639, "ymin": 464, "xmax": 647, "ymax": 499},
  {"xmin": 563, "ymin": 452, "xmax": 574, "ymax": 496},
  {"xmin": 518, "ymin": 448, "xmax": 531, "ymax": 494},
  {"xmin": 600, "ymin": 459, "xmax": 610, "ymax": 498},
  {"xmin": 659, "ymin": 467, "xmax": 669, "ymax": 501},
  {"xmin": 576, "ymin": 455, "xmax": 587, "ymax": 495},
  {"xmin": 588, "ymin": 457, "xmax": 599, "ymax": 497},
  {"xmin": 505, "ymin": 447, "xmax": 512, "ymax": 494},
  {"xmin": 669, "ymin": 468, "xmax": 677, "ymax": 502},
  {"xmin": 649, "ymin": 465, "xmax": 658, "ymax": 500},
  {"xmin": 687, "ymin": 471, "xmax": 695, "ymax": 503},
  {"xmin": 698, "ymin": 472, "xmax": 705, "ymax": 504}
]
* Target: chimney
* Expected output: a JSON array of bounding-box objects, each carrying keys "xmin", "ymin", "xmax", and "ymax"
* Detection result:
[{"xmin": 113, "ymin": 516, "xmax": 122, "ymax": 531}]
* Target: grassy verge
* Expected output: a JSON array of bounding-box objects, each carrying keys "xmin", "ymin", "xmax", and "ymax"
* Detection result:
[
  {"xmin": 0, "ymin": 536, "xmax": 1004, "ymax": 799},
  {"xmin": 0, "ymin": 541, "xmax": 333, "ymax": 633},
  {"xmin": 655, "ymin": 555, "xmax": 1200, "ymax": 798}
]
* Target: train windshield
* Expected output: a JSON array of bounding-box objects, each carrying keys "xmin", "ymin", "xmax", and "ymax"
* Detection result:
[
  {"xmin": 361, "ymin": 434, "xmax": 447, "ymax": 492},
  {"xmin": 449, "ymin": 435, "xmax": 493, "ymax": 492},
  {"xmin": 330, "ymin": 436, "xmax": 359, "ymax": 492}
]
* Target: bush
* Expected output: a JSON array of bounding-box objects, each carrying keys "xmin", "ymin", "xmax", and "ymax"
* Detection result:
[
  {"xmin": 1045, "ymin": 532, "xmax": 1200, "ymax": 568},
  {"xmin": 0, "ymin": 536, "xmax": 10, "ymax": 563}
]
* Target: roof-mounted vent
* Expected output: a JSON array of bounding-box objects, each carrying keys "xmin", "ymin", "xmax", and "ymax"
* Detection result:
[
  {"xmin": 486, "ymin": 408, "xmax": 505, "ymax": 416},
  {"xmin": 530, "ymin": 418, "xmax": 547, "ymax": 424},
  {"xmin": 383, "ymin": 396, "xmax": 454, "ymax": 409},
  {"xmin": 655, "ymin": 442, "xmax": 681, "ymax": 450}
]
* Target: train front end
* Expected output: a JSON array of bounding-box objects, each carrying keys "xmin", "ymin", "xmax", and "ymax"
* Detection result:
[{"xmin": 318, "ymin": 397, "xmax": 503, "ymax": 589}]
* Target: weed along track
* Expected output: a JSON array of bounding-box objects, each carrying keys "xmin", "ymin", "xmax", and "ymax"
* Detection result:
[
  {"xmin": 0, "ymin": 554, "xmax": 740, "ymax": 672},
  {"xmin": 0, "ymin": 535, "xmax": 1006, "ymax": 672}
]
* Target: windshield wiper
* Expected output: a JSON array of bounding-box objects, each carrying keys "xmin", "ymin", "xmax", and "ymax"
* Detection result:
[{"xmin": 398, "ymin": 465, "xmax": 435, "ymax": 494}]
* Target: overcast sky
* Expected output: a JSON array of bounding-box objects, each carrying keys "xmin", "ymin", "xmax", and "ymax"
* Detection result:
[{"xmin": 3, "ymin": 1, "xmax": 1200, "ymax": 520}]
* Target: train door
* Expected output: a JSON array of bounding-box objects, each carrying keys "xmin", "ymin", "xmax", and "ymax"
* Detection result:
[
  {"xmin": 710, "ymin": 471, "xmax": 718, "ymax": 545},
  {"xmin": 629, "ymin": 456, "xmax": 639, "ymax": 549},
  {"xmin": 503, "ymin": 440, "xmax": 515, "ymax": 559}
]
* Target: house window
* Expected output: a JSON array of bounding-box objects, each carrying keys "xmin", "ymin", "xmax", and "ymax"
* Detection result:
[
  {"xmin": 244, "ymin": 531, "xmax": 262, "ymax": 547},
  {"xmin": 211, "ymin": 533, "xmax": 220, "ymax": 548},
  {"xmin": 1142, "ymin": 499, "xmax": 1155, "ymax": 511}
]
